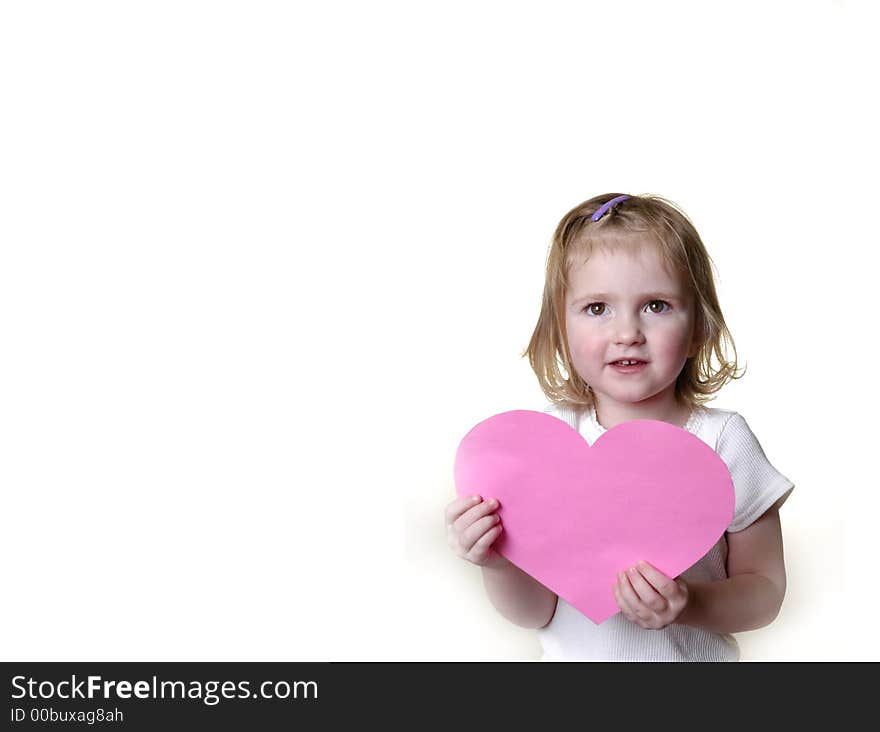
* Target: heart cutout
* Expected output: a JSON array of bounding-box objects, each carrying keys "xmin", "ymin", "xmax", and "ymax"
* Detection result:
[{"xmin": 454, "ymin": 410, "xmax": 734, "ymax": 624}]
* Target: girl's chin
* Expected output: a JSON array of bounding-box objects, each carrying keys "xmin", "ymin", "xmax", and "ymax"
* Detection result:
[{"xmin": 596, "ymin": 387, "xmax": 674, "ymax": 405}]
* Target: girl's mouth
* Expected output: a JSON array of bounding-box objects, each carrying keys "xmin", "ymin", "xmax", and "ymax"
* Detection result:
[{"xmin": 609, "ymin": 360, "xmax": 648, "ymax": 373}]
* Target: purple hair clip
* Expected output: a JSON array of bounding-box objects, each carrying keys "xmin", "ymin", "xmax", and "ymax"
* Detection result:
[{"xmin": 591, "ymin": 194, "xmax": 631, "ymax": 222}]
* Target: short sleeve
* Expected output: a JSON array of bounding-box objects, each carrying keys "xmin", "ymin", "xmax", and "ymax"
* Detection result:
[{"xmin": 717, "ymin": 412, "xmax": 794, "ymax": 532}]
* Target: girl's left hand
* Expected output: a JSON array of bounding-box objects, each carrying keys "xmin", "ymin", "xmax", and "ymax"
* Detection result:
[{"xmin": 613, "ymin": 560, "xmax": 690, "ymax": 630}]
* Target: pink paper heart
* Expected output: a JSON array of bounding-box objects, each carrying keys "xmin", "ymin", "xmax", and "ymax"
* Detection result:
[{"xmin": 454, "ymin": 410, "xmax": 734, "ymax": 624}]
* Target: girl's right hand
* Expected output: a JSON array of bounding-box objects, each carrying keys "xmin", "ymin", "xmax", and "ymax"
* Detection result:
[{"xmin": 445, "ymin": 495, "xmax": 508, "ymax": 568}]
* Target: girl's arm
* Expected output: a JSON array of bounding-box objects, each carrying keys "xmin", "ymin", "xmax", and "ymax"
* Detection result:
[
  {"xmin": 446, "ymin": 495, "xmax": 558, "ymax": 628},
  {"xmin": 481, "ymin": 557, "xmax": 559, "ymax": 629},
  {"xmin": 678, "ymin": 496, "xmax": 789, "ymax": 634}
]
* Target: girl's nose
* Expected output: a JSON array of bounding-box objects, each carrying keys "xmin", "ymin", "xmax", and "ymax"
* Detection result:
[{"xmin": 614, "ymin": 316, "xmax": 645, "ymax": 345}]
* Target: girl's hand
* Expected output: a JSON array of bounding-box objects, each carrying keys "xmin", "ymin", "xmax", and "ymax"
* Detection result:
[
  {"xmin": 445, "ymin": 495, "xmax": 508, "ymax": 568},
  {"xmin": 613, "ymin": 560, "xmax": 690, "ymax": 630}
]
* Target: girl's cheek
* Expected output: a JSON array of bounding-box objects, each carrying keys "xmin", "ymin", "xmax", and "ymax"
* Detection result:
[
  {"xmin": 574, "ymin": 331, "xmax": 603, "ymax": 358},
  {"xmin": 653, "ymin": 320, "xmax": 695, "ymax": 356}
]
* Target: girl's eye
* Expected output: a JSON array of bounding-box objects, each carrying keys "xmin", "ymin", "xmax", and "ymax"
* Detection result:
[
  {"xmin": 583, "ymin": 301, "xmax": 671, "ymax": 316},
  {"xmin": 646, "ymin": 300, "xmax": 671, "ymax": 314}
]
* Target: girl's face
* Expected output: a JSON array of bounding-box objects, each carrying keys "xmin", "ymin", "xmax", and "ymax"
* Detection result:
[{"xmin": 564, "ymin": 245, "xmax": 699, "ymax": 412}]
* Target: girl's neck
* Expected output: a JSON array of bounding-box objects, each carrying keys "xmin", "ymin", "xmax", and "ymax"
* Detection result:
[{"xmin": 592, "ymin": 391, "xmax": 692, "ymax": 430}]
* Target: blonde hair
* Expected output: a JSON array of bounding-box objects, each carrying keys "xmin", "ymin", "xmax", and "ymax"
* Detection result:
[{"xmin": 522, "ymin": 193, "xmax": 744, "ymax": 411}]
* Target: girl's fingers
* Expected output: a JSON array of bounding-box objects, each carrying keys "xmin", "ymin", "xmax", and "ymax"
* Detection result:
[
  {"xmin": 466, "ymin": 523, "xmax": 503, "ymax": 562},
  {"xmin": 459, "ymin": 513, "xmax": 501, "ymax": 553},
  {"xmin": 445, "ymin": 495, "xmax": 482, "ymax": 526},
  {"xmin": 626, "ymin": 566, "xmax": 668, "ymax": 613},
  {"xmin": 635, "ymin": 561, "xmax": 679, "ymax": 600},
  {"xmin": 617, "ymin": 571, "xmax": 652, "ymax": 622},
  {"xmin": 612, "ymin": 580, "xmax": 638, "ymax": 623},
  {"xmin": 450, "ymin": 498, "xmax": 500, "ymax": 537},
  {"xmin": 444, "ymin": 494, "xmax": 505, "ymax": 565}
]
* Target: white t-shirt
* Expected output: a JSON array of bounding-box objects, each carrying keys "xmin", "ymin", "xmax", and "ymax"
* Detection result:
[{"xmin": 536, "ymin": 402, "xmax": 794, "ymax": 662}]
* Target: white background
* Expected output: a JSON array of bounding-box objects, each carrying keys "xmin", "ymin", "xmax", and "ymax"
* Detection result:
[{"xmin": 1, "ymin": 1, "xmax": 877, "ymax": 661}]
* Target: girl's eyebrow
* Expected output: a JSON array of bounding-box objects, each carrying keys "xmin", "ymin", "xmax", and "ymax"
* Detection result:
[{"xmin": 571, "ymin": 292, "xmax": 683, "ymax": 304}]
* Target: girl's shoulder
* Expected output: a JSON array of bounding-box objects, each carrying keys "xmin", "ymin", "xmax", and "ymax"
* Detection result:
[
  {"xmin": 541, "ymin": 401, "xmax": 577, "ymax": 416},
  {"xmin": 694, "ymin": 406, "xmax": 771, "ymax": 459},
  {"xmin": 541, "ymin": 401, "xmax": 745, "ymax": 432},
  {"xmin": 693, "ymin": 405, "xmax": 740, "ymax": 443},
  {"xmin": 539, "ymin": 401, "xmax": 762, "ymax": 455},
  {"xmin": 540, "ymin": 401, "xmax": 583, "ymax": 431}
]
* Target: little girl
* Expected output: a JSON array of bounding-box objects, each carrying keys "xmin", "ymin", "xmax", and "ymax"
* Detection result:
[{"xmin": 445, "ymin": 193, "xmax": 794, "ymax": 661}]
